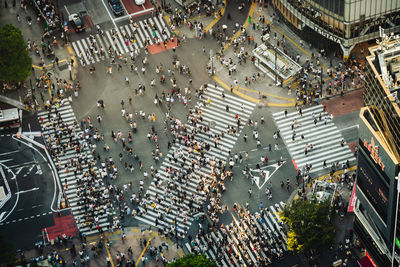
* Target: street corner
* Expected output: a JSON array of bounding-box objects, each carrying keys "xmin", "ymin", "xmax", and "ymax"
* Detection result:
[
  {"xmin": 121, "ymin": 0, "xmax": 154, "ymax": 18},
  {"xmin": 322, "ymin": 89, "xmax": 364, "ymax": 117},
  {"xmin": 104, "ymin": 228, "xmax": 183, "ymax": 266},
  {"xmin": 213, "ymin": 75, "xmax": 296, "ymax": 107},
  {"xmin": 147, "ymin": 38, "xmax": 179, "ymax": 55}
]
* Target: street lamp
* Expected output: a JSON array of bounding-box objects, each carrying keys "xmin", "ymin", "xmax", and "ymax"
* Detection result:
[
  {"xmin": 275, "ymin": 46, "xmax": 278, "ymax": 86},
  {"xmin": 209, "ymin": 49, "xmax": 214, "ymax": 76},
  {"xmin": 68, "ymin": 63, "xmax": 72, "ymax": 80},
  {"xmin": 391, "ymin": 171, "xmax": 400, "ymax": 267}
]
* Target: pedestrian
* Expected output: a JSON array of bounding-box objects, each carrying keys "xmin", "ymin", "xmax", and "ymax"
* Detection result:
[{"xmin": 107, "ymin": 66, "xmax": 112, "ymax": 74}]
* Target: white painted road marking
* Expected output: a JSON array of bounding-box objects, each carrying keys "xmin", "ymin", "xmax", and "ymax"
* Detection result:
[
  {"xmin": 16, "ymin": 187, "xmax": 39, "ymax": 194},
  {"xmin": 0, "ymin": 211, "xmax": 7, "ymax": 221}
]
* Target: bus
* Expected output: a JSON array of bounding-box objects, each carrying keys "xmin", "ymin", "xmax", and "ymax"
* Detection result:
[{"xmin": 0, "ymin": 108, "xmax": 22, "ymax": 130}]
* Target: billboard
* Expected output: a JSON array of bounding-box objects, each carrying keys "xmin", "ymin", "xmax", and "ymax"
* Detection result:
[{"xmin": 357, "ymin": 149, "xmax": 390, "ymax": 222}]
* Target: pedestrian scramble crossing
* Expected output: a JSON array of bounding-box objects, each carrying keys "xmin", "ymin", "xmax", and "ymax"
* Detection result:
[
  {"xmin": 71, "ymin": 14, "xmax": 171, "ymax": 66},
  {"xmin": 185, "ymin": 202, "xmax": 288, "ymax": 266},
  {"xmin": 273, "ymin": 104, "xmax": 356, "ymax": 174},
  {"xmin": 37, "ymin": 101, "xmax": 117, "ymax": 236},
  {"xmin": 135, "ymin": 84, "xmax": 256, "ymax": 234}
]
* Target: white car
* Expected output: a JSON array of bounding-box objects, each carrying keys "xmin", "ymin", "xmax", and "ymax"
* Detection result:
[{"xmin": 135, "ymin": 0, "xmax": 145, "ymax": 5}]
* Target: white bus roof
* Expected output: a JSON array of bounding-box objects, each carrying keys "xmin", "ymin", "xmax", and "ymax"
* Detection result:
[{"xmin": 0, "ymin": 108, "xmax": 20, "ymax": 121}]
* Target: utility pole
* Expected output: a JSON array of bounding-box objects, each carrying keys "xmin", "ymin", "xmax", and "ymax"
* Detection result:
[
  {"xmin": 68, "ymin": 62, "xmax": 72, "ymax": 81},
  {"xmin": 209, "ymin": 49, "xmax": 215, "ymax": 76},
  {"xmin": 320, "ymin": 66, "xmax": 323, "ymax": 98},
  {"xmin": 275, "ymin": 46, "xmax": 278, "ymax": 86}
]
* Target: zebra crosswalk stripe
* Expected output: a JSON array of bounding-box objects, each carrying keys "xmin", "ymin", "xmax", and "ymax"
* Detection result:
[
  {"xmin": 71, "ymin": 16, "xmax": 171, "ymax": 65},
  {"xmin": 105, "ymin": 30, "xmax": 117, "ymax": 53},
  {"xmin": 139, "ymin": 20, "xmax": 153, "ymax": 45},
  {"xmin": 38, "ymin": 101, "xmax": 116, "ymax": 235},
  {"xmin": 184, "ymin": 202, "xmax": 287, "ymax": 266},
  {"xmin": 76, "ymin": 40, "xmax": 90, "ymax": 65},
  {"xmin": 273, "ymin": 104, "xmax": 356, "ymax": 174},
  {"xmin": 116, "ymin": 28, "xmax": 129, "ymax": 53},
  {"xmin": 135, "ymin": 84, "xmax": 255, "ymax": 233}
]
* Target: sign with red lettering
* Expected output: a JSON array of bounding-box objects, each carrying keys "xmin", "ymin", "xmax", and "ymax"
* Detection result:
[
  {"xmin": 347, "ymin": 180, "xmax": 357, "ymax": 213},
  {"xmin": 363, "ymin": 137, "xmax": 385, "ymax": 171}
]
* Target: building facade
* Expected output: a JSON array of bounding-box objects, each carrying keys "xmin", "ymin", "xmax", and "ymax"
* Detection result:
[
  {"xmin": 273, "ymin": 0, "xmax": 400, "ymax": 59},
  {"xmin": 353, "ymin": 41, "xmax": 400, "ymax": 266}
]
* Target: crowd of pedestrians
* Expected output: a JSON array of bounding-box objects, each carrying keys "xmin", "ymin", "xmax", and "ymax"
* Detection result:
[
  {"xmin": 188, "ymin": 203, "xmax": 287, "ymax": 265},
  {"xmin": 12, "ymin": 0, "xmax": 364, "ymax": 265},
  {"xmin": 40, "ymin": 102, "xmax": 121, "ymax": 234}
]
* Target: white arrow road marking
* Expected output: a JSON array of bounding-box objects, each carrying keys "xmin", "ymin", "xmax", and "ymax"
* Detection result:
[
  {"xmin": 27, "ymin": 165, "xmax": 35, "ymax": 175},
  {"xmin": 15, "ymin": 167, "xmax": 23, "ymax": 175},
  {"xmin": 35, "ymin": 164, "xmax": 42, "ymax": 175},
  {"xmin": 251, "ymin": 162, "xmax": 286, "ymax": 190}
]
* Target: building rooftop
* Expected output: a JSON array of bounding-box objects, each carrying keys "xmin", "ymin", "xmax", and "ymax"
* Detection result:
[{"xmin": 367, "ymin": 39, "xmax": 400, "ymax": 110}]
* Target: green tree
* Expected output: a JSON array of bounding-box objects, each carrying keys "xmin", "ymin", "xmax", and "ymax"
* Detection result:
[
  {"xmin": 0, "ymin": 235, "xmax": 16, "ymax": 266},
  {"xmin": 0, "ymin": 24, "xmax": 32, "ymax": 85},
  {"xmin": 167, "ymin": 254, "xmax": 217, "ymax": 267},
  {"xmin": 280, "ymin": 198, "xmax": 336, "ymax": 253}
]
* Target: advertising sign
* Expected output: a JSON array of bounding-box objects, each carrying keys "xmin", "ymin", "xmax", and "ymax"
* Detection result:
[{"xmin": 357, "ymin": 150, "xmax": 389, "ymax": 222}]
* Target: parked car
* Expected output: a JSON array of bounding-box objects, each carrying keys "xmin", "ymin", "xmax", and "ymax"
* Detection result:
[
  {"xmin": 108, "ymin": 0, "xmax": 124, "ymax": 16},
  {"xmin": 68, "ymin": 13, "xmax": 84, "ymax": 32},
  {"xmin": 135, "ymin": 0, "xmax": 145, "ymax": 5}
]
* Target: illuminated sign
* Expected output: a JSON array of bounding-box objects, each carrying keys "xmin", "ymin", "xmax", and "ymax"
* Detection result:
[
  {"xmin": 347, "ymin": 181, "xmax": 357, "ymax": 213},
  {"xmin": 365, "ymin": 251, "xmax": 377, "ymax": 267},
  {"xmin": 357, "ymin": 151, "xmax": 388, "ymax": 221},
  {"xmin": 363, "ymin": 137, "xmax": 385, "ymax": 171}
]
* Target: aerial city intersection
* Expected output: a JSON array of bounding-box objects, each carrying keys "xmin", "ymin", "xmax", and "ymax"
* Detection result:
[{"xmin": 0, "ymin": 0, "xmax": 399, "ymax": 266}]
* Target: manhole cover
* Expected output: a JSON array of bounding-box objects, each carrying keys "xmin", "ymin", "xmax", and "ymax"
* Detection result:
[{"xmin": 209, "ymin": 121, "xmax": 216, "ymax": 127}]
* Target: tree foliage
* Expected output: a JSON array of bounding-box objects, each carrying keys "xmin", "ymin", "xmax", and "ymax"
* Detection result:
[
  {"xmin": 0, "ymin": 24, "xmax": 32, "ymax": 84},
  {"xmin": 167, "ymin": 253, "xmax": 217, "ymax": 267},
  {"xmin": 280, "ymin": 198, "xmax": 336, "ymax": 253},
  {"xmin": 0, "ymin": 235, "xmax": 16, "ymax": 266}
]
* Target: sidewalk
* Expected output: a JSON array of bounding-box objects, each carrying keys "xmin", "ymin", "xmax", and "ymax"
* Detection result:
[
  {"xmin": 173, "ymin": 1, "xmax": 363, "ymax": 108},
  {"xmin": 0, "ymin": 2, "xmax": 78, "ymax": 110},
  {"xmin": 17, "ymin": 227, "xmax": 183, "ymax": 266}
]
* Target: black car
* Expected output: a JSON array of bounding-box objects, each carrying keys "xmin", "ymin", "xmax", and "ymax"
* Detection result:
[
  {"xmin": 108, "ymin": 0, "xmax": 124, "ymax": 16},
  {"xmin": 69, "ymin": 13, "xmax": 84, "ymax": 32}
]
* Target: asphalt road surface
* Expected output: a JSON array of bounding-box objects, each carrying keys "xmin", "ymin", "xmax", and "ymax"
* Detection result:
[{"xmin": 0, "ymin": 135, "xmax": 56, "ymax": 250}]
